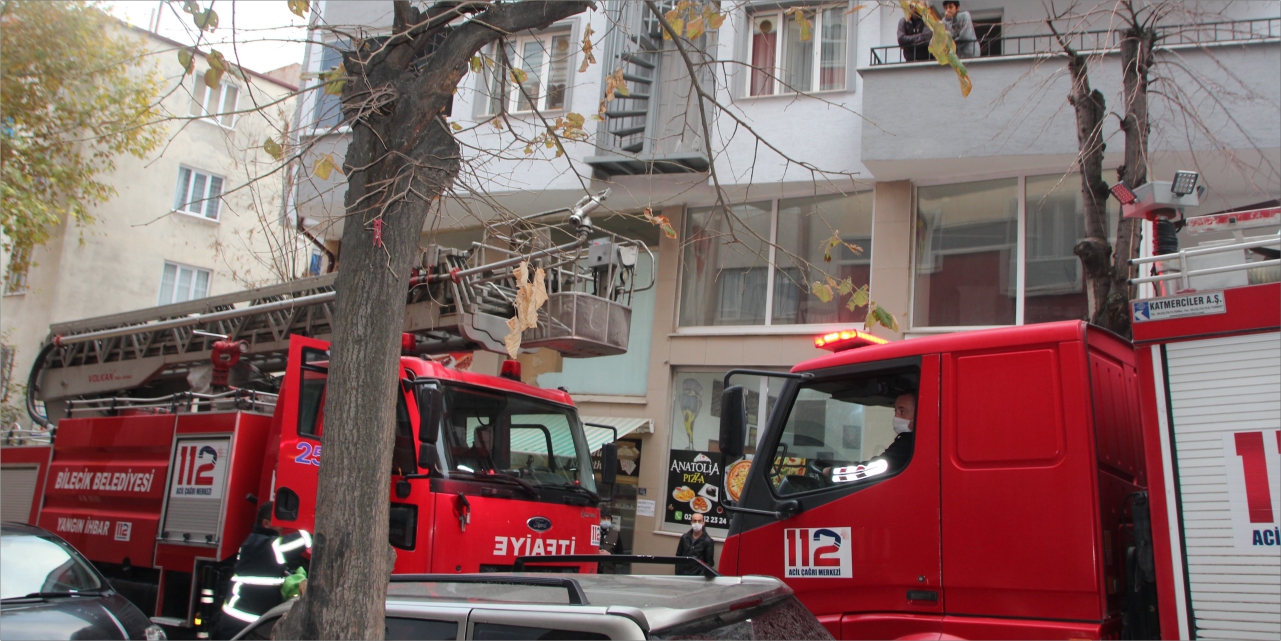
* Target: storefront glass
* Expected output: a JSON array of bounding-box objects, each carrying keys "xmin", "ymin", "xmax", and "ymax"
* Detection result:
[{"xmin": 662, "ymin": 370, "xmax": 784, "ymax": 538}]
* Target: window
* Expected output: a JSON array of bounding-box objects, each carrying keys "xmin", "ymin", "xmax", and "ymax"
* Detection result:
[
  {"xmin": 664, "ymin": 370, "xmax": 785, "ymax": 536},
  {"xmin": 480, "ymin": 32, "xmax": 573, "ymax": 115},
  {"xmin": 297, "ymin": 347, "xmax": 328, "ymax": 439},
  {"xmin": 766, "ymin": 366, "xmax": 919, "ymax": 496},
  {"xmin": 912, "ymin": 174, "xmax": 1118, "ymax": 328},
  {"xmin": 748, "ymin": 6, "xmax": 847, "ymax": 96},
  {"xmin": 651, "ymin": 596, "xmax": 830, "ymax": 640},
  {"xmin": 0, "ymin": 531, "xmax": 104, "ymax": 599},
  {"xmin": 189, "ymin": 73, "xmax": 239, "ymax": 127},
  {"xmin": 158, "ymin": 262, "xmax": 210, "ymax": 305},
  {"xmin": 472, "ymin": 623, "xmax": 609, "ymax": 640},
  {"xmin": 679, "ymin": 193, "xmax": 873, "ymax": 328},
  {"xmin": 173, "ymin": 167, "xmax": 224, "ymax": 220},
  {"xmin": 3, "ymin": 246, "xmax": 30, "ymax": 295},
  {"xmin": 385, "ymin": 618, "xmax": 458, "ymax": 641}
]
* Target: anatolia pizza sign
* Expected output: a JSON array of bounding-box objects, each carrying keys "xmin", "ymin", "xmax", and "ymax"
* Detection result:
[{"xmin": 1223, "ymin": 429, "xmax": 1281, "ymax": 551}]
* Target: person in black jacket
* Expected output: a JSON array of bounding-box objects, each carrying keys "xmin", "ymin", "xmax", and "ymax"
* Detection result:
[
  {"xmin": 897, "ymin": 7, "xmax": 933, "ymax": 62},
  {"xmin": 674, "ymin": 513, "xmax": 715, "ymax": 576},
  {"xmin": 875, "ymin": 392, "xmax": 917, "ymax": 472},
  {"xmin": 215, "ymin": 502, "xmax": 311, "ymax": 639}
]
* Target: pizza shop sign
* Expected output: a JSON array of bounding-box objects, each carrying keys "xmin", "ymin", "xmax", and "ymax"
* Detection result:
[{"xmin": 665, "ymin": 451, "xmax": 729, "ymax": 529}]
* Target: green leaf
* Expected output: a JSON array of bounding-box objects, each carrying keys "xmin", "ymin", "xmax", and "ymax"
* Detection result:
[
  {"xmin": 837, "ymin": 278, "xmax": 853, "ymax": 296},
  {"xmin": 321, "ymin": 68, "xmax": 345, "ymax": 95},
  {"xmin": 469, "ymin": 56, "xmax": 482, "ymax": 73},
  {"xmin": 193, "ymin": 8, "xmax": 218, "ymax": 32},
  {"xmin": 287, "ymin": 0, "xmax": 310, "ymax": 18},
  {"xmin": 565, "ymin": 112, "xmax": 585, "ymax": 127},
  {"xmin": 812, "ymin": 281, "xmax": 834, "ymax": 303},
  {"xmin": 823, "ymin": 233, "xmax": 842, "ymax": 262},
  {"xmin": 263, "ymin": 137, "xmax": 283, "ymax": 160},
  {"xmin": 177, "ymin": 48, "xmax": 194, "ymax": 75},
  {"xmin": 183, "ymin": 1, "xmax": 201, "ymax": 15},
  {"xmin": 867, "ymin": 303, "xmax": 899, "ymax": 333},
  {"xmin": 450, "ymin": 121, "xmax": 463, "ymax": 132},
  {"xmin": 510, "ymin": 67, "xmax": 528, "ymax": 85},
  {"xmin": 850, "ymin": 285, "xmax": 869, "ymax": 308},
  {"xmin": 787, "ymin": 8, "xmax": 812, "ymax": 41},
  {"xmin": 203, "ymin": 66, "xmax": 223, "ymax": 89}
]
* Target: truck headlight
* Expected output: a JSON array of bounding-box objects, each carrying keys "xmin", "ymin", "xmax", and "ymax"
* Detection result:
[{"xmin": 144, "ymin": 624, "xmax": 168, "ymax": 640}]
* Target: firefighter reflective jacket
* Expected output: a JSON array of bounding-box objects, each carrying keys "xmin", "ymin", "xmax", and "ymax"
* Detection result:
[{"xmin": 221, "ymin": 526, "xmax": 311, "ymax": 625}]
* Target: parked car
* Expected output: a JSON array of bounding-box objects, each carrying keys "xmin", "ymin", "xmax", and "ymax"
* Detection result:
[
  {"xmin": 1, "ymin": 522, "xmax": 166, "ymax": 640},
  {"xmin": 232, "ymin": 569, "xmax": 832, "ymax": 640}
]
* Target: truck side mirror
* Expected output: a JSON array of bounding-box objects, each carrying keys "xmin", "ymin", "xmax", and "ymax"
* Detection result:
[
  {"xmin": 600, "ymin": 442, "xmax": 618, "ymax": 486},
  {"xmin": 418, "ymin": 386, "xmax": 443, "ymax": 444},
  {"xmin": 719, "ymin": 385, "xmax": 747, "ymax": 459}
]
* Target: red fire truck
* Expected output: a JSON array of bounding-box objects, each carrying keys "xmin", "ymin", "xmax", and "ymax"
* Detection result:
[
  {"xmin": 1, "ymin": 193, "xmax": 653, "ymax": 633},
  {"xmin": 714, "ymin": 225, "xmax": 1279, "ymax": 639}
]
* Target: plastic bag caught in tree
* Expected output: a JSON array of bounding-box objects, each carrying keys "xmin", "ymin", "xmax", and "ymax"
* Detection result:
[{"xmin": 504, "ymin": 262, "xmax": 549, "ymax": 358}]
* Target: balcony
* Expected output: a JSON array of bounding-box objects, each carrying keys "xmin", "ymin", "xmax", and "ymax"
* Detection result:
[
  {"xmin": 869, "ymin": 17, "xmax": 1279, "ymax": 66},
  {"xmin": 858, "ymin": 17, "xmax": 1281, "ymax": 181}
]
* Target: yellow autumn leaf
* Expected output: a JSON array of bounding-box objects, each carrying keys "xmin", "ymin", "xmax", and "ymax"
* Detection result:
[
  {"xmin": 510, "ymin": 67, "xmax": 528, "ymax": 85},
  {"xmin": 812, "ymin": 281, "xmax": 834, "ymax": 303},
  {"xmin": 288, "ymin": 0, "xmax": 309, "ymax": 18},
  {"xmin": 686, "ymin": 17, "xmax": 705, "ymax": 39},
  {"xmin": 177, "ymin": 48, "xmax": 195, "ymax": 75},
  {"xmin": 469, "ymin": 56, "xmax": 482, "ymax": 73},
  {"xmin": 263, "ymin": 137, "xmax": 283, "ymax": 160},
  {"xmin": 312, "ymin": 153, "xmax": 342, "ymax": 180}
]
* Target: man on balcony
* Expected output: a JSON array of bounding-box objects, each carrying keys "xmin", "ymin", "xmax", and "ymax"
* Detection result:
[
  {"xmin": 944, "ymin": 1, "xmax": 980, "ymax": 58},
  {"xmin": 897, "ymin": 6, "xmax": 933, "ymax": 62}
]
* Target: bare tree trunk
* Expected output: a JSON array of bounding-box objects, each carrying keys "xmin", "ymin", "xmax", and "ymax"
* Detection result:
[
  {"xmin": 1105, "ymin": 25, "xmax": 1157, "ymax": 338},
  {"xmin": 1058, "ymin": 40, "xmax": 1113, "ymax": 325},
  {"xmin": 273, "ymin": 2, "xmax": 590, "ymax": 639}
]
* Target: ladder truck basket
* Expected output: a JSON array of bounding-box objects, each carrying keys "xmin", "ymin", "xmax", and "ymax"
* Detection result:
[{"xmin": 523, "ymin": 292, "xmax": 632, "ymax": 358}]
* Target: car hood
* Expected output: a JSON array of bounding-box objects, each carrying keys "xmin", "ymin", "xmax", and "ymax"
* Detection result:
[{"xmin": 1, "ymin": 592, "xmax": 147, "ymax": 640}]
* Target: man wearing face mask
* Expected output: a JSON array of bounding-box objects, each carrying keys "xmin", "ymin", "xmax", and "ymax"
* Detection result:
[
  {"xmin": 596, "ymin": 510, "xmax": 622, "ymax": 573},
  {"xmin": 675, "ymin": 512, "xmax": 716, "ymax": 575},
  {"xmin": 874, "ymin": 392, "xmax": 917, "ymax": 472}
]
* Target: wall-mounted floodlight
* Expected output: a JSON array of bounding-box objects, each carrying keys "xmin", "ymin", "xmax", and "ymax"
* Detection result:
[
  {"xmin": 1171, "ymin": 171, "xmax": 1200, "ymax": 196},
  {"xmin": 1110, "ymin": 182, "xmax": 1138, "ymax": 205}
]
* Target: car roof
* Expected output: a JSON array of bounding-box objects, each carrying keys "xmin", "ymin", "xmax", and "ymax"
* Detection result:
[
  {"xmin": 384, "ymin": 574, "xmax": 793, "ymax": 632},
  {"xmin": 252, "ymin": 574, "xmax": 792, "ymax": 634},
  {"xmin": 1, "ymin": 522, "xmax": 55, "ymax": 537}
]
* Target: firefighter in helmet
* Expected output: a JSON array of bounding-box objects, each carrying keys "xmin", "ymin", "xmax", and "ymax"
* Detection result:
[{"xmin": 215, "ymin": 501, "xmax": 311, "ymax": 639}]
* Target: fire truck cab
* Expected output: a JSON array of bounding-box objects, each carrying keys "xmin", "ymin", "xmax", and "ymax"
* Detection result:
[
  {"xmin": 717, "ymin": 322, "xmax": 1148, "ymax": 640},
  {"xmin": 271, "ymin": 336, "xmax": 607, "ymax": 574}
]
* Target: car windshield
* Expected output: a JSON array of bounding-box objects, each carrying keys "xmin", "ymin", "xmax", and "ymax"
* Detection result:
[
  {"xmin": 440, "ymin": 385, "xmax": 596, "ymax": 491},
  {"xmin": 1, "ymin": 532, "xmax": 103, "ymax": 599}
]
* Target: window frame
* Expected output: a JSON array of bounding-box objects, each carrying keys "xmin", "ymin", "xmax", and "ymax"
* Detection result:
[
  {"xmin": 908, "ymin": 172, "xmax": 1120, "ymax": 333},
  {"xmin": 675, "ymin": 191, "xmax": 874, "ymax": 332},
  {"xmin": 157, "ymin": 261, "xmax": 212, "ymax": 306},
  {"xmin": 743, "ymin": 3, "xmax": 853, "ymax": 98},
  {"xmin": 476, "ymin": 27, "xmax": 575, "ymax": 118},
  {"xmin": 758, "ymin": 361, "xmax": 921, "ymax": 501},
  {"xmin": 172, "ymin": 166, "xmax": 225, "ymax": 221},
  {"xmin": 189, "ymin": 73, "xmax": 240, "ymax": 128}
]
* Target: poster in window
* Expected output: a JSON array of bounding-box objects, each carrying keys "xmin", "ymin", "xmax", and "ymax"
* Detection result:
[{"xmin": 665, "ymin": 450, "xmax": 728, "ymax": 530}]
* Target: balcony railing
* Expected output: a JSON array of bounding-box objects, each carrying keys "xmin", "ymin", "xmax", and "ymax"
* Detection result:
[{"xmin": 870, "ymin": 17, "xmax": 1280, "ymax": 66}]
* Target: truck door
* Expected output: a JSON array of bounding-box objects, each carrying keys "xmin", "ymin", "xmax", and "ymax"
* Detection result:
[
  {"xmin": 270, "ymin": 336, "xmax": 330, "ymax": 533},
  {"xmin": 731, "ymin": 356, "xmax": 942, "ymax": 639}
]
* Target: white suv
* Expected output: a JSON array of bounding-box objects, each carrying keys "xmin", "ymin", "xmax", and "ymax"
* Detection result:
[{"xmin": 232, "ymin": 573, "xmax": 831, "ymax": 640}]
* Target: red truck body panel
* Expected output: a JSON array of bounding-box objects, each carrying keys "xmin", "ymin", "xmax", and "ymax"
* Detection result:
[{"xmin": 722, "ymin": 321, "xmax": 1147, "ymax": 639}]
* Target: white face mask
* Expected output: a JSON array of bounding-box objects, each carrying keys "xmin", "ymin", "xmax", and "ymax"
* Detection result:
[
  {"xmin": 600, "ymin": 520, "xmax": 611, "ymax": 531},
  {"xmin": 691, "ymin": 522, "xmax": 704, "ymax": 533},
  {"xmin": 892, "ymin": 416, "xmax": 913, "ymax": 434}
]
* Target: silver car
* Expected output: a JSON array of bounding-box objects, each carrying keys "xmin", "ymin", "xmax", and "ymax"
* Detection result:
[{"xmin": 232, "ymin": 572, "xmax": 831, "ymax": 640}]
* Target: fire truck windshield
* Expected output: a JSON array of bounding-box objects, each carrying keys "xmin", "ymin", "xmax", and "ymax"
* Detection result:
[{"xmin": 439, "ymin": 386, "xmax": 597, "ymax": 492}]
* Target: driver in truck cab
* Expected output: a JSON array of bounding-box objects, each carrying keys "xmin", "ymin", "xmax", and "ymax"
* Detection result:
[{"xmin": 877, "ymin": 392, "xmax": 916, "ymax": 471}]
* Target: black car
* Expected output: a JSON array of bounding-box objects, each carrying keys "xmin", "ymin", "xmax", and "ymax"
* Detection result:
[{"xmin": 1, "ymin": 522, "xmax": 166, "ymax": 640}]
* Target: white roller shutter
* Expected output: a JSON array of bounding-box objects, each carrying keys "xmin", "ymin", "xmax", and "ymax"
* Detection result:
[
  {"xmin": 1, "ymin": 466, "xmax": 40, "ymax": 524},
  {"xmin": 1165, "ymin": 332, "xmax": 1281, "ymax": 641}
]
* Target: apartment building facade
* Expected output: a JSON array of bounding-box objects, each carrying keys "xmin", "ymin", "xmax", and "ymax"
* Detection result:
[
  {"xmin": 291, "ymin": 0, "xmax": 1281, "ymax": 569},
  {"xmin": 1, "ymin": 26, "xmax": 303, "ymax": 416}
]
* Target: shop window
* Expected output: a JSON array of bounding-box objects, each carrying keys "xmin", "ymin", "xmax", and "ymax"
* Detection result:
[
  {"xmin": 679, "ymin": 192, "xmax": 873, "ymax": 328},
  {"xmin": 913, "ymin": 175, "xmax": 1118, "ymax": 329},
  {"xmin": 663, "ymin": 370, "xmax": 784, "ymax": 536}
]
